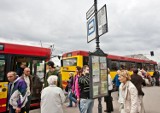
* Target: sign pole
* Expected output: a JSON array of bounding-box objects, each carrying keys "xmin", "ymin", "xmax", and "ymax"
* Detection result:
[
  {"xmin": 94, "ymin": 0, "xmax": 102, "ymax": 113},
  {"xmin": 94, "ymin": 0, "xmax": 100, "ymax": 50},
  {"xmin": 86, "ymin": 1, "xmax": 108, "ymax": 113}
]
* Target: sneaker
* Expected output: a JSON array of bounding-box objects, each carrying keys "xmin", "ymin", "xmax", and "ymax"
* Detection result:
[{"xmin": 67, "ymin": 105, "xmax": 72, "ymax": 107}]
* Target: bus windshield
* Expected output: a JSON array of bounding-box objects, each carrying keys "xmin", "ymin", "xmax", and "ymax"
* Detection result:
[{"xmin": 63, "ymin": 58, "xmax": 77, "ymax": 66}]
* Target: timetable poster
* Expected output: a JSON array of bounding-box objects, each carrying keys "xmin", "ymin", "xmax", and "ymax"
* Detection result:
[
  {"xmin": 100, "ymin": 56, "xmax": 107, "ymax": 69},
  {"xmin": 90, "ymin": 54, "xmax": 108, "ymax": 98},
  {"xmin": 92, "ymin": 56, "xmax": 100, "ymax": 83},
  {"xmin": 101, "ymin": 81, "xmax": 108, "ymax": 94},
  {"xmin": 100, "ymin": 62, "xmax": 106, "ymax": 69},
  {"xmin": 93, "ymin": 85, "xmax": 99, "ymax": 97},
  {"xmin": 101, "ymin": 72, "xmax": 107, "ymax": 81},
  {"xmin": 100, "ymin": 56, "xmax": 106, "ymax": 63}
]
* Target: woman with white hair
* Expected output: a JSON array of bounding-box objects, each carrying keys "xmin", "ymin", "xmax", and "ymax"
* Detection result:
[{"xmin": 41, "ymin": 75, "xmax": 65, "ymax": 113}]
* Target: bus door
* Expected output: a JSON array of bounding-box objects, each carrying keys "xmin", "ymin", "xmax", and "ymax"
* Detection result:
[
  {"xmin": 10, "ymin": 57, "xmax": 46, "ymax": 106},
  {"xmin": 31, "ymin": 60, "xmax": 45, "ymax": 105},
  {"xmin": 12, "ymin": 57, "xmax": 45, "ymax": 106},
  {"xmin": 0, "ymin": 55, "xmax": 8, "ymax": 112}
]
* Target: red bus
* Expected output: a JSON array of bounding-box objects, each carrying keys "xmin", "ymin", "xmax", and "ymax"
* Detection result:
[
  {"xmin": 0, "ymin": 42, "xmax": 51, "ymax": 112},
  {"xmin": 61, "ymin": 50, "xmax": 157, "ymax": 87}
]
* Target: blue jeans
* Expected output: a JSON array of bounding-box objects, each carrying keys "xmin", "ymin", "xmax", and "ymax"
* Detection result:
[
  {"xmin": 80, "ymin": 99, "xmax": 94, "ymax": 113},
  {"xmin": 68, "ymin": 91, "xmax": 77, "ymax": 106}
]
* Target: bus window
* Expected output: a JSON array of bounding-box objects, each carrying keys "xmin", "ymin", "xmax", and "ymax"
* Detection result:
[
  {"xmin": 110, "ymin": 60, "xmax": 119, "ymax": 71},
  {"xmin": 126, "ymin": 62, "xmax": 131, "ymax": 70},
  {"xmin": 63, "ymin": 58, "xmax": 77, "ymax": 66},
  {"xmin": 32, "ymin": 60, "xmax": 45, "ymax": 82},
  {"xmin": 149, "ymin": 64, "xmax": 154, "ymax": 71},
  {"xmin": 137, "ymin": 63, "xmax": 142, "ymax": 69},
  {"xmin": 0, "ymin": 60, "xmax": 5, "ymax": 81},
  {"xmin": 31, "ymin": 60, "xmax": 44, "ymax": 101},
  {"xmin": 145, "ymin": 64, "xmax": 150, "ymax": 71},
  {"xmin": 120, "ymin": 61, "xmax": 127, "ymax": 69},
  {"xmin": 83, "ymin": 56, "xmax": 89, "ymax": 66},
  {"xmin": 130, "ymin": 62, "xmax": 136, "ymax": 70}
]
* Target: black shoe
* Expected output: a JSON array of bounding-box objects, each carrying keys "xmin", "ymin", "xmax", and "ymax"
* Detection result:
[{"xmin": 104, "ymin": 110, "xmax": 107, "ymax": 112}]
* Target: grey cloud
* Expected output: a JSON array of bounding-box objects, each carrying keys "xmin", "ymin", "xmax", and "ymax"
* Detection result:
[{"xmin": 0, "ymin": 0, "xmax": 160, "ymax": 62}]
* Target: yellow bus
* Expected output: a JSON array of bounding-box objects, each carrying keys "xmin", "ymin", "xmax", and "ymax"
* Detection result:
[{"xmin": 60, "ymin": 50, "xmax": 157, "ymax": 88}]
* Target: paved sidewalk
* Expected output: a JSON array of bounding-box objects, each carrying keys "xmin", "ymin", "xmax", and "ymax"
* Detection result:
[{"xmin": 30, "ymin": 86, "xmax": 160, "ymax": 113}]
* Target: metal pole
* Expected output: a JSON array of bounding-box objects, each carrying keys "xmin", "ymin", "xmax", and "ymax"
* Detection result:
[
  {"xmin": 94, "ymin": 1, "xmax": 102, "ymax": 113},
  {"xmin": 98, "ymin": 97, "xmax": 102, "ymax": 113},
  {"xmin": 94, "ymin": 0, "xmax": 100, "ymax": 50}
]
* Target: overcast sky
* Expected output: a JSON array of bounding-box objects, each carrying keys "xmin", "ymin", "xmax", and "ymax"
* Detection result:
[{"xmin": 0, "ymin": 0, "xmax": 160, "ymax": 64}]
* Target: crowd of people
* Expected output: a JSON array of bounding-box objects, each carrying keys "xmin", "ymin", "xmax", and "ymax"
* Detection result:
[{"xmin": 7, "ymin": 61, "xmax": 160, "ymax": 113}]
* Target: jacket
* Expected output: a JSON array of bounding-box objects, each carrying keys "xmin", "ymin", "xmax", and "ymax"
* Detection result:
[
  {"xmin": 118, "ymin": 81, "xmax": 138, "ymax": 113},
  {"xmin": 108, "ymin": 74, "xmax": 113, "ymax": 91},
  {"xmin": 21, "ymin": 74, "xmax": 33, "ymax": 95},
  {"xmin": 131, "ymin": 74, "xmax": 144, "ymax": 96},
  {"xmin": 72, "ymin": 75, "xmax": 80, "ymax": 99},
  {"xmin": 78, "ymin": 73, "xmax": 90, "ymax": 99},
  {"xmin": 113, "ymin": 74, "xmax": 121, "ymax": 87},
  {"xmin": 44, "ymin": 70, "xmax": 62, "ymax": 88},
  {"xmin": 41, "ymin": 85, "xmax": 65, "ymax": 113},
  {"xmin": 8, "ymin": 77, "xmax": 27, "ymax": 108}
]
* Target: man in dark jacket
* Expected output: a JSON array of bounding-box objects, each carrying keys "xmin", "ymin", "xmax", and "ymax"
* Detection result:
[
  {"xmin": 16, "ymin": 63, "xmax": 26, "ymax": 77},
  {"xmin": 153, "ymin": 70, "xmax": 160, "ymax": 86},
  {"xmin": 21, "ymin": 68, "xmax": 32, "ymax": 113},
  {"xmin": 44, "ymin": 61, "xmax": 62, "ymax": 88},
  {"xmin": 131, "ymin": 68, "xmax": 145, "ymax": 113},
  {"xmin": 7, "ymin": 71, "xmax": 27, "ymax": 113}
]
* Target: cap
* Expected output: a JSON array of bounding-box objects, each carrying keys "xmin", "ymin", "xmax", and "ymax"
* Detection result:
[{"xmin": 47, "ymin": 61, "xmax": 55, "ymax": 68}]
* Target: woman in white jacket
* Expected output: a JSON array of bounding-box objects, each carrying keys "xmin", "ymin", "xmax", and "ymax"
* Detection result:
[
  {"xmin": 118, "ymin": 70, "xmax": 138, "ymax": 113},
  {"xmin": 41, "ymin": 75, "xmax": 65, "ymax": 113}
]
